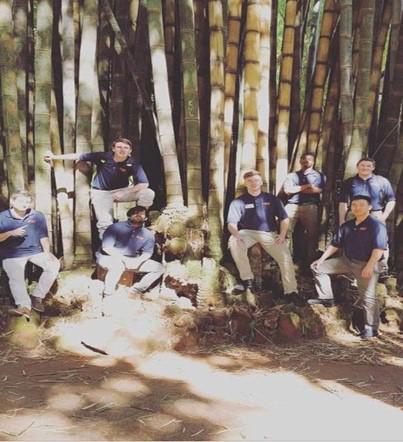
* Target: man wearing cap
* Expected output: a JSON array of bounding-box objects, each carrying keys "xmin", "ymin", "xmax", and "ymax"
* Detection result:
[
  {"xmin": 227, "ymin": 170, "xmax": 302, "ymax": 305},
  {"xmin": 283, "ymin": 152, "xmax": 325, "ymax": 269},
  {"xmin": 308, "ymin": 195, "xmax": 387, "ymax": 339},
  {"xmin": 45, "ymin": 137, "xmax": 155, "ymax": 238},
  {"xmin": 0, "ymin": 190, "xmax": 60, "ymax": 317},
  {"xmin": 98, "ymin": 205, "xmax": 164, "ymax": 297}
]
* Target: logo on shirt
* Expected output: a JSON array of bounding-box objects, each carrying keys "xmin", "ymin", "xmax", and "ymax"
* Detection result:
[
  {"xmin": 27, "ymin": 219, "xmax": 36, "ymax": 224},
  {"xmin": 245, "ymin": 204, "xmax": 254, "ymax": 209},
  {"xmin": 263, "ymin": 202, "xmax": 271, "ymax": 206},
  {"xmin": 136, "ymin": 235, "xmax": 144, "ymax": 240},
  {"xmin": 358, "ymin": 227, "xmax": 367, "ymax": 231}
]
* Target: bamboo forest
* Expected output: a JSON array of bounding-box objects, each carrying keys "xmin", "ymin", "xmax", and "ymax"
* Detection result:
[{"xmin": 0, "ymin": 0, "xmax": 402, "ymax": 277}]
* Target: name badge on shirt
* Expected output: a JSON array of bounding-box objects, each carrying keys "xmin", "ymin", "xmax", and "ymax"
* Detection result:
[
  {"xmin": 359, "ymin": 227, "xmax": 367, "ymax": 231},
  {"xmin": 136, "ymin": 235, "xmax": 144, "ymax": 240},
  {"xmin": 245, "ymin": 204, "xmax": 254, "ymax": 209},
  {"xmin": 263, "ymin": 202, "xmax": 271, "ymax": 206}
]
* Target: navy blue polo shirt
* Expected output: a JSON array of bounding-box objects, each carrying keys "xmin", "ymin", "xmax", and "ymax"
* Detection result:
[
  {"xmin": 331, "ymin": 215, "xmax": 387, "ymax": 262},
  {"xmin": 0, "ymin": 209, "xmax": 48, "ymax": 259},
  {"xmin": 340, "ymin": 174, "xmax": 395, "ymax": 211},
  {"xmin": 102, "ymin": 221, "xmax": 155, "ymax": 257},
  {"xmin": 227, "ymin": 192, "xmax": 288, "ymax": 232},
  {"xmin": 285, "ymin": 169, "xmax": 325, "ymax": 204},
  {"xmin": 79, "ymin": 152, "xmax": 149, "ymax": 190}
]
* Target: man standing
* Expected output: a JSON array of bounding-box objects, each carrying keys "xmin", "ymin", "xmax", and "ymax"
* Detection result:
[
  {"xmin": 308, "ymin": 195, "xmax": 387, "ymax": 339},
  {"xmin": 45, "ymin": 137, "xmax": 155, "ymax": 238},
  {"xmin": 283, "ymin": 152, "xmax": 325, "ymax": 269},
  {"xmin": 227, "ymin": 170, "xmax": 302, "ymax": 305},
  {"xmin": 98, "ymin": 206, "xmax": 164, "ymax": 297},
  {"xmin": 339, "ymin": 157, "xmax": 395, "ymax": 225},
  {"xmin": 0, "ymin": 191, "xmax": 60, "ymax": 317}
]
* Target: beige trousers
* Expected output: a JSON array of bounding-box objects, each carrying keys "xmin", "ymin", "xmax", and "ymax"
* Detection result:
[{"xmin": 229, "ymin": 230, "xmax": 298, "ymax": 294}]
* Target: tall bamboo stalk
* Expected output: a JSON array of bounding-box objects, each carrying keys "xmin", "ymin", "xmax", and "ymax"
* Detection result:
[
  {"xmin": 12, "ymin": 0, "xmax": 28, "ymax": 183},
  {"xmin": 75, "ymin": 0, "xmax": 98, "ymax": 262},
  {"xmin": 275, "ymin": 0, "xmax": 298, "ymax": 193},
  {"xmin": 240, "ymin": 0, "xmax": 260, "ymax": 179},
  {"xmin": 224, "ymin": 0, "xmax": 242, "ymax": 190},
  {"xmin": 367, "ymin": 0, "xmax": 392, "ymax": 129},
  {"xmin": 178, "ymin": 0, "xmax": 203, "ymax": 219},
  {"xmin": 0, "ymin": 0, "xmax": 25, "ymax": 193},
  {"xmin": 344, "ymin": 0, "xmax": 375, "ymax": 178},
  {"xmin": 207, "ymin": 0, "xmax": 225, "ymax": 261},
  {"xmin": 389, "ymin": 0, "xmax": 402, "ymax": 81},
  {"xmin": 306, "ymin": 0, "xmax": 338, "ymax": 152},
  {"xmin": 34, "ymin": 0, "xmax": 53, "ymax": 239},
  {"xmin": 147, "ymin": 0, "xmax": 184, "ymax": 206},
  {"xmin": 256, "ymin": 0, "xmax": 271, "ymax": 191},
  {"xmin": 339, "ymin": 0, "xmax": 353, "ymax": 159}
]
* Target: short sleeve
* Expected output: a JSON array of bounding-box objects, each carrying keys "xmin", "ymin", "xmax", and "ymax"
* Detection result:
[
  {"xmin": 102, "ymin": 224, "xmax": 117, "ymax": 249},
  {"xmin": 383, "ymin": 179, "xmax": 396, "ymax": 202},
  {"xmin": 142, "ymin": 233, "xmax": 155, "ymax": 255},
  {"xmin": 372, "ymin": 223, "xmax": 388, "ymax": 250},
  {"xmin": 339, "ymin": 178, "xmax": 351, "ymax": 203},
  {"xmin": 37, "ymin": 213, "xmax": 49, "ymax": 239},
  {"xmin": 273, "ymin": 197, "xmax": 288, "ymax": 221},
  {"xmin": 227, "ymin": 200, "xmax": 243, "ymax": 225},
  {"xmin": 132, "ymin": 164, "xmax": 149, "ymax": 184},
  {"xmin": 282, "ymin": 173, "xmax": 299, "ymax": 193},
  {"xmin": 331, "ymin": 226, "xmax": 343, "ymax": 248}
]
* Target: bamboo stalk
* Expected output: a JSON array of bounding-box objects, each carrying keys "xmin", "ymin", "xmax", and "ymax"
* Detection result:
[{"xmin": 0, "ymin": 0, "xmax": 25, "ymax": 193}]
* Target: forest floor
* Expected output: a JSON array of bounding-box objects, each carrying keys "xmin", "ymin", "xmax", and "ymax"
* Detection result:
[{"xmin": 1, "ymin": 269, "xmax": 403, "ymax": 441}]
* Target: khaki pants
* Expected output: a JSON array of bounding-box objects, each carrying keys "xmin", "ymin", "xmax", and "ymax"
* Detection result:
[
  {"xmin": 285, "ymin": 203, "xmax": 319, "ymax": 265},
  {"xmin": 312, "ymin": 255, "xmax": 381, "ymax": 328},
  {"xmin": 229, "ymin": 230, "xmax": 298, "ymax": 294},
  {"xmin": 3, "ymin": 253, "xmax": 60, "ymax": 308},
  {"xmin": 91, "ymin": 187, "xmax": 155, "ymax": 238},
  {"xmin": 98, "ymin": 254, "xmax": 164, "ymax": 294}
]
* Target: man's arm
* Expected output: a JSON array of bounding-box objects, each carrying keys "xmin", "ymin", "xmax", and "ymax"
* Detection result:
[
  {"xmin": 276, "ymin": 218, "xmax": 289, "ymax": 244},
  {"xmin": 283, "ymin": 174, "xmax": 310, "ymax": 195},
  {"xmin": 0, "ymin": 226, "xmax": 26, "ymax": 242},
  {"xmin": 361, "ymin": 249, "xmax": 384, "ymax": 278},
  {"xmin": 311, "ymin": 245, "xmax": 339, "ymax": 269},
  {"xmin": 44, "ymin": 152, "xmax": 81, "ymax": 162},
  {"xmin": 380, "ymin": 201, "xmax": 396, "ymax": 222},
  {"xmin": 39, "ymin": 237, "xmax": 59, "ymax": 261}
]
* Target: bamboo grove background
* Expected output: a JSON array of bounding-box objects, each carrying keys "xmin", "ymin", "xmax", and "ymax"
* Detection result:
[{"xmin": 0, "ymin": 0, "xmax": 402, "ymax": 274}]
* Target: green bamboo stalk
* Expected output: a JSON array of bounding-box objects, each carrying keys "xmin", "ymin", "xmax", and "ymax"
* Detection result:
[
  {"xmin": 0, "ymin": 0, "xmax": 25, "ymax": 193},
  {"xmin": 178, "ymin": 0, "xmax": 203, "ymax": 219}
]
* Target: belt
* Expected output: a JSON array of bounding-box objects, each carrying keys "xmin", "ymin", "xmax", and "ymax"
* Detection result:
[{"xmin": 288, "ymin": 202, "xmax": 318, "ymax": 206}]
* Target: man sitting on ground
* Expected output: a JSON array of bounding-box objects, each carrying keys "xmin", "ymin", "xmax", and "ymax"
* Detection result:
[
  {"xmin": 308, "ymin": 195, "xmax": 387, "ymax": 339},
  {"xmin": 0, "ymin": 191, "xmax": 60, "ymax": 317},
  {"xmin": 98, "ymin": 206, "xmax": 164, "ymax": 297}
]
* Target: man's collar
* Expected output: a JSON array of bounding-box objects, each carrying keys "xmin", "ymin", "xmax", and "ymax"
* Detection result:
[
  {"xmin": 356, "ymin": 173, "xmax": 374, "ymax": 181},
  {"xmin": 9, "ymin": 208, "xmax": 31, "ymax": 219}
]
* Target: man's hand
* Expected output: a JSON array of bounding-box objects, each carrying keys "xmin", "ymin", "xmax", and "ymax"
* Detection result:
[
  {"xmin": 310, "ymin": 259, "xmax": 323, "ymax": 270},
  {"xmin": 11, "ymin": 226, "xmax": 26, "ymax": 237},
  {"xmin": 44, "ymin": 151, "xmax": 54, "ymax": 163},
  {"xmin": 235, "ymin": 235, "xmax": 246, "ymax": 246},
  {"xmin": 275, "ymin": 234, "xmax": 286, "ymax": 245},
  {"xmin": 112, "ymin": 190, "xmax": 126, "ymax": 202},
  {"xmin": 361, "ymin": 264, "xmax": 374, "ymax": 279}
]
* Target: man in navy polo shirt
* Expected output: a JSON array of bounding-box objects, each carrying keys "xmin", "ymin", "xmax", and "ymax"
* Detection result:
[
  {"xmin": 45, "ymin": 137, "xmax": 155, "ymax": 238},
  {"xmin": 282, "ymin": 152, "xmax": 325, "ymax": 269},
  {"xmin": 98, "ymin": 205, "xmax": 164, "ymax": 297},
  {"xmin": 308, "ymin": 195, "xmax": 387, "ymax": 339},
  {"xmin": 227, "ymin": 170, "xmax": 301, "ymax": 305},
  {"xmin": 0, "ymin": 191, "xmax": 60, "ymax": 317},
  {"xmin": 339, "ymin": 157, "xmax": 395, "ymax": 225}
]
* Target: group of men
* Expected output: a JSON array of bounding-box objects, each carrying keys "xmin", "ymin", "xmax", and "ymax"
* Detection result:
[
  {"xmin": 228, "ymin": 154, "xmax": 395, "ymax": 339},
  {"xmin": 0, "ymin": 138, "xmax": 396, "ymax": 339}
]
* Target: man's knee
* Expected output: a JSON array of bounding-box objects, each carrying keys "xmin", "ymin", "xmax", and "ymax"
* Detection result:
[
  {"xmin": 99, "ymin": 256, "xmax": 125, "ymax": 271},
  {"xmin": 137, "ymin": 188, "xmax": 155, "ymax": 206}
]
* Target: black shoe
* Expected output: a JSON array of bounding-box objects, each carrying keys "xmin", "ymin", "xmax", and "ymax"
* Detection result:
[
  {"xmin": 286, "ymin": 292, "xmax": 306, "ymax": 307},
  {"xmin": 359, "ymin": 326, "xmax": 379, "ymax": 340},
  {"xmin": 307, "ymin": 298, "xmax": 335, "ymax": 307},
  {"xmin": 31, "ymin": 296, "xmax": 45, "ymax": 313}
]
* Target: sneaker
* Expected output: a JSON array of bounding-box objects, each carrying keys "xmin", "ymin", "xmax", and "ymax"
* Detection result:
[
  {"xmin": 307, "ymin": 298, "xmax": 335, "ymax": 307},
  {"xmin": 359, "ymin": 326, "xmax": 379, "ymax": 340},
  {"xmin": 31, "ymin": 296, "xmax": 45, "ymax": 313},
  {"xmin": 9, "ymin": 306, "xmax": 31, "ymax": 317},
  {"xmin": 286, "ymin": 292, "xmax": 306, "ymax": 307}
]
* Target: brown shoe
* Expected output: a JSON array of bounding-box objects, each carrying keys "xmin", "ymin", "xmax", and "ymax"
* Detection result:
[
  {"xmin": 31, "ymin": 296, "xmax": 45, "ymax": 313},
  {"xmin": 9, "ymin": 306, "xmax": 31, "ymax": 317}
]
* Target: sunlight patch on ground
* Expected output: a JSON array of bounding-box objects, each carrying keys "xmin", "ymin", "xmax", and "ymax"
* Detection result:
[
  {"xmin": 135, "ymin": 351, "xmax": 403, "ymax": 441},
  {"xmin": 101, "ymin": 376, "xmax": 150, "ymax": 396}
]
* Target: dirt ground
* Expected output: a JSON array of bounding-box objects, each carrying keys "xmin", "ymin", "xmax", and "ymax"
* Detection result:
[{"xmin": 1, "ymin": 331, "xmax": 403, "ymax": 441}]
